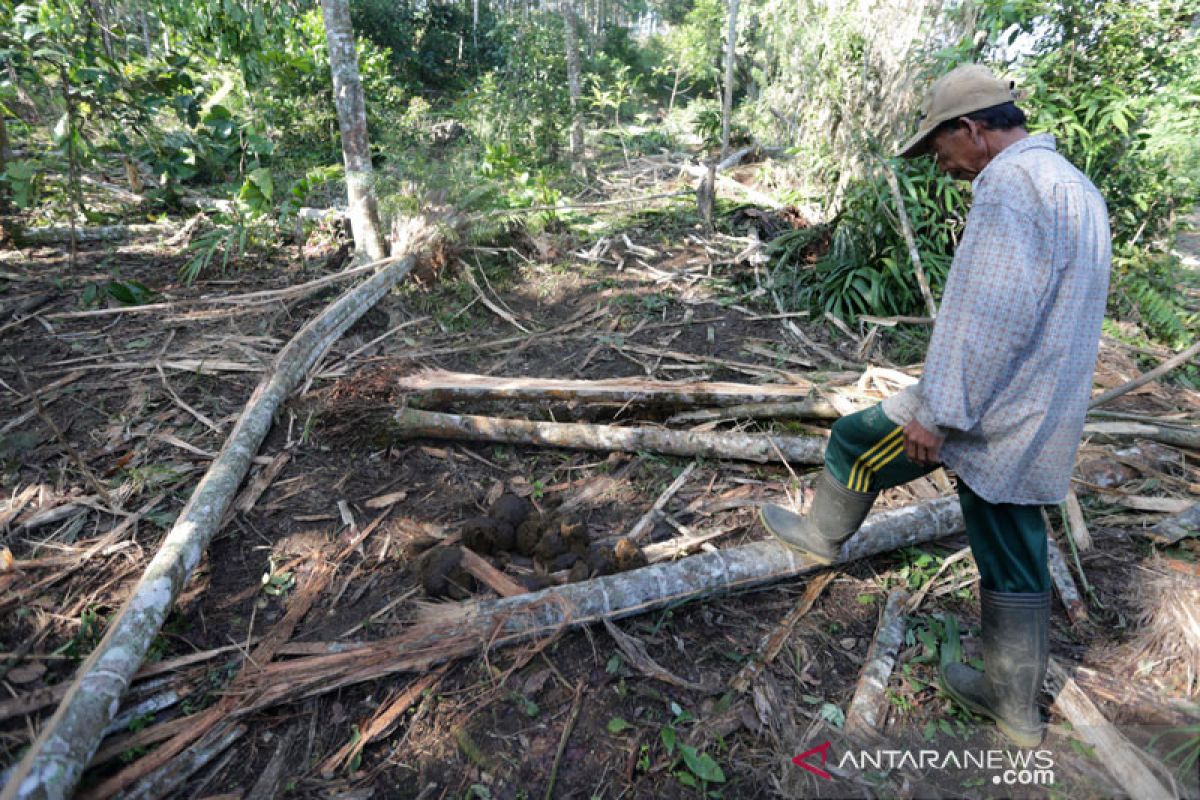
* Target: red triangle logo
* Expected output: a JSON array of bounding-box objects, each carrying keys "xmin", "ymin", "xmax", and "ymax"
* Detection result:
[{"xmin": 792, "ymin": 741, "xmax": 833, "ymax": 780}]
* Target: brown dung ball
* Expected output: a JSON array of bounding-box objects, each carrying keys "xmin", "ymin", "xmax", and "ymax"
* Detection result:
[
  {"xmin": 586, "ymin": 544, "xmax": 618, "ymax": 577},
  {"xmin": 534, "ymin": 532, "xmax": 568, "ymax": 564},
  {"xmin": 567, "ymin": 560, "xmax": 591, "ymax": 583},
  {"xmin": 461, "ymin": 516, "xmax": 500, "ymax": 555},
  {"xmin": 515, "ymin": 518, "xmax": 542, "ymax": 556},
  {"xmin": 614, "ymin": 538, "xmax": 647, "ymax": 572},
  {"xmin": 490, "ymin": 493, "xmax": 532, "ymax": 528},
  {"xmin": 418, "ymin": 548, "xmax": 476, "ymax": 599},
  {"xmin": 560, "ymin": 518, "xmax": 589, "ymax": 555}
]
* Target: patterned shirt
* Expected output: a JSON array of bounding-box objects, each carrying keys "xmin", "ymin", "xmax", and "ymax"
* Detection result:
[{"xmin": 882, "ymin": 134, "xmax": 1111, "ymax": 505}]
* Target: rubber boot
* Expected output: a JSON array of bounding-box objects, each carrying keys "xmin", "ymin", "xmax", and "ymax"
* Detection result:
[
  {"xmin": 759, "ymin": 468, "xmax": 877, "ymax": 564},
  {"xmin": 941, "ymin": 590, "xmax": 1050, "ymax": 748}
]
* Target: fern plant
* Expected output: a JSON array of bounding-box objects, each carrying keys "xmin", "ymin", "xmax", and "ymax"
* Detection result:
[{"xmin": 1111, "ymin": 247, "xmax": 1196, "ymax": 348}]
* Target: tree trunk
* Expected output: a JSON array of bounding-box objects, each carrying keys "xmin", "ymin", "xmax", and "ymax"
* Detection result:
[
  {"xmin": 139, "ymin": 8, "xmax": 153, "ymax": 57},
  {"xmin": 391, "ymin": 407, "xmax": 827, "ymax": 464},
  {"xmin": 563, "ymin": 0, "xmax": 585, "ymax": 162},
  {"xmin": 719, "ymin": 0, "xmax": 740, "ymax": 159},
  {"xmin": 0, "ymin": 112, "xmax": 8, "ymax": 210},
  {"xmin": 219, "ymin": 497, "xmax": 967, "ymax": 716},
  {"xmin": 320, "ymin": 0, "xmax": 388, "ymax": 263},
  {"xmin": 0, "ymin": 248, "xmax": 422, "ymax": 800}
]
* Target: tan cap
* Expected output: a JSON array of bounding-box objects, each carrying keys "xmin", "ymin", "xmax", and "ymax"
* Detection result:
[{"xmin": 898, "ymin": 64, "xmax": 1025, "ymax": 159}]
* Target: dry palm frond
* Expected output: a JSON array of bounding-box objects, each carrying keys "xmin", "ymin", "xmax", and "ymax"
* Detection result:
[{"xmin": 1127, "ymin": 564, "xmax": 1200, "ymax": 697}]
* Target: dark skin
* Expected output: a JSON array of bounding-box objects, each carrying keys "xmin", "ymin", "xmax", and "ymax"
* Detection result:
[{"xmin": 902, "ymin": 116, "xmax": 1028, "ymax": 465}]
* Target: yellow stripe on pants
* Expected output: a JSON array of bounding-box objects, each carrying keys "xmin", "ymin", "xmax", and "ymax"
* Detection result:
[
  {"xmin": 854, "ymin": 437, "xmax": 906, "ymax": 491},
  {"xmin": 848, "ymin": 426, "xmax": 903, "ymax": 492}
]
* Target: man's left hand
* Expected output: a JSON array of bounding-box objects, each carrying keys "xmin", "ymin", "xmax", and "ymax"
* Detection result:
[{"xmin": 904, "ymin": 420, "xmax": 945, "ymax": 466}]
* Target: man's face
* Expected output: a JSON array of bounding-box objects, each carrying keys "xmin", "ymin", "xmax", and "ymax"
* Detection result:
[{"xmin": 929, "ymin": 118, "xmax": 989, "ymax": 182}]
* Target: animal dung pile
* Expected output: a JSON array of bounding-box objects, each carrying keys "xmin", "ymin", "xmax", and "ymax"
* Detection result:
[{"xmin": 419, "ymin": 493, "xmax": 648, "ymax": 599}]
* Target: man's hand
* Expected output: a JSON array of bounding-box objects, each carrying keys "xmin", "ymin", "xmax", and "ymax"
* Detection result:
[{"xmin": 904, "ymin": 420, "xmax": 945, "ymax": 466}]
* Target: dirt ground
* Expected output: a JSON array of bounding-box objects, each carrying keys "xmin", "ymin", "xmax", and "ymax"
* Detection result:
[{"xmin": 2, "ymin": 176, "xmax": 1199, "ymax": 800}]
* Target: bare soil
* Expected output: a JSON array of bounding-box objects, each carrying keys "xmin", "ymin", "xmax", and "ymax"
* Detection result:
[{"xmin": 2, "ymin": 181, "xmax": 1199, "ymax": 800}]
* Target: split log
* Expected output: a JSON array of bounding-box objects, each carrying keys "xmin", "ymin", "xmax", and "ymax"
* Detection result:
[
  {"xmin": 667, "ymin": 397, "xmax": 841, "ymax": 425},
  {"xmin": 845, "ymin": 589, "xmax": 909, "ymax": 737},
  {"xmin": 0, "ymin": 249, "xmax": 421, "ymax": 800},
  {"xmin": 318, "ymin": 664, "xmax": 449, "ymax": 776},
  {"xmin": 390, "ymin": 408, "xmax": 826, "ymax": 465},
  {"xmin": 1147, "ymin": 503, "xmax": 1199, "ymax": 545},
  {"xmin": 458, "ymin": 547, "xmax": 527, "ymax": 598},
  {"xmin": 1062, "ymin": 489, "xmax": 1093, "ymax": 551},
  {"xmin": 396, "ymin": 370, "xmax": 815, "ymax": 408},
  {"xmin": 1046, "ymin": 660, "xmax": 1177, "ymax": 800},
  {"xmin": 643, "ymin": 521, "xmax": 743, "ymax": 562},
  {"xmin": 1047, "ymin": 538, "xmax": 1089, "ymax": 626},
  {"xmin": 1070, "ymin": 665, "xmax": 1200, "ymax": 727},
  {"xmin": 602, "ymin": 618, "xmax": 713, "ymax": 692}
]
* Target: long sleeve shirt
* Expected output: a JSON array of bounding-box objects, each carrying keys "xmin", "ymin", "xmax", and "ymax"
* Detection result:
[{"xmin": 882, "ymin": 134, "xmax": 1111, "ymax": 505}]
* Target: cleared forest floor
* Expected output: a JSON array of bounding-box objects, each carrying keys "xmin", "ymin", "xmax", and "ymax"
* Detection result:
[{"xmin": 2, "ymin": 153, "xmax": 1199, "ymax": 799}]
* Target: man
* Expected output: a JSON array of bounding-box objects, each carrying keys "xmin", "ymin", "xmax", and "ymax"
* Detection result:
[{"xmin": 760, "ymin": 64, "xmax": 1111, "ymax": 747}]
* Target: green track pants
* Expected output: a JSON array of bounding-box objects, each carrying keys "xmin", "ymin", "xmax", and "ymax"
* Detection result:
[{"xmin": 825, "ymin": 403, "xmax": 1051, "ymax": 594}]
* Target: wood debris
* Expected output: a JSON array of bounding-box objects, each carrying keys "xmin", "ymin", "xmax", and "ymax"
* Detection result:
[
  {"xmin": 391, "ymin": 407, "xmax": 825, "ymax": 464},
  {"xmin": 1047, "ymin": 659, "xmax": 1177, "ymax": 800},
  {"xmin": 396, "ymin": 369, "xmax": 816, "ymax": 407},
  {"xmin": 845, "ymin": 589, "xmax": 909, "ymax": 737}
]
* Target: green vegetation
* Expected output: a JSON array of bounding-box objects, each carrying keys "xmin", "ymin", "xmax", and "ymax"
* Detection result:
[{"xmin": 1, "ymin": 0, "xmax": 1194, "ymax": 345}]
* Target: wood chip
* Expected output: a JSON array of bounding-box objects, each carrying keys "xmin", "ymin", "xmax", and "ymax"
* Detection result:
[
  {"xmin": 365, "ymin": 490, "xmax": 408, "ymax": 509},
  {"xmin": 458, "ymin": 547, "xmax": 527, "ymax": 598}
]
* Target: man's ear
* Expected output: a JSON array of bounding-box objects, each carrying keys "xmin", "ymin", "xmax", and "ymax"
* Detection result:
[{"xmin": 960, "ymin": 116, "xmax": 986, "ymax": 143}]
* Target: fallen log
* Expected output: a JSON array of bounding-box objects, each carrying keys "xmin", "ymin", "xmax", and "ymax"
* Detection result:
[
  {"xmin": 845, "ymin": 589, "xmax": 909, "ymax": 737},
  {"xmin": 1047, "ymin": 659, "xmax": 1177, "ymax": 800},
  {"xmin": 46, "ymin": 499, "xmax": 961, "ymax": 785},
  {"xmin": 14, "ymin": 222, "xmax": 170, "ymax": 247},
  {"xmin": 396, "ymin": 370, "xmax": 816, "ymax": 408},
  {"xmin": 390, "ymin": 408, "xmax": 826, "ymax": 464},
  {"xmin": 201, "ymin": 498, "xmax": 966, "ymax": 720},
  {"xmin": 1082, "ymin": 420, "xmax": 1200, "ymax": 450},
  {"xmin": 1, "ymin": 240, "xmax": 425, "ymax": 800}
]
